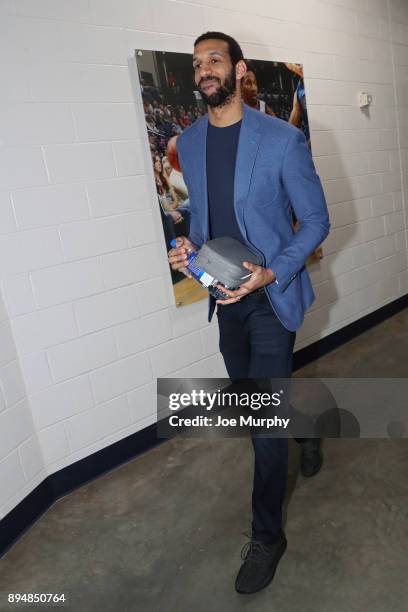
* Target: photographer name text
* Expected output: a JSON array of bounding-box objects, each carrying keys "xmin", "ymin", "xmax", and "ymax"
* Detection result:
[{"xmin": 168, "ymin": 414, "xmax": 290, "ymax": 429}]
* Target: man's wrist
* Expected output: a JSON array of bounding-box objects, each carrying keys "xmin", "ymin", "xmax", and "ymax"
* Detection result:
[{"xmin": 264, "ymin": 268, "xmax": 276, "ymax": 285}]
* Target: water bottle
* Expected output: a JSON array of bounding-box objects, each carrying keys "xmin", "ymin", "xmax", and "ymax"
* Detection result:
[{"xmin": 170, "ymin": 239, "xmax": 230, "ymax": 300}]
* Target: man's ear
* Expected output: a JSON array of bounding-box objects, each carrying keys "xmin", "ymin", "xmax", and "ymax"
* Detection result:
[{"xmin": 236, "ymin": 59, "xmax": 247, "ymax": 81}]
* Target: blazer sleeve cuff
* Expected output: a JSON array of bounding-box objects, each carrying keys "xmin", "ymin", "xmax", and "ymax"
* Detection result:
[{"xmin": 267, "ymin": 257, "xmax": 297, "ymax": 293}]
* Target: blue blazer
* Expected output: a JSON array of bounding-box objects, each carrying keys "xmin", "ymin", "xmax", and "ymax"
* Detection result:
[{"xmin": 176, "ymin": 103, "xmax": 330, "ymax": 332}]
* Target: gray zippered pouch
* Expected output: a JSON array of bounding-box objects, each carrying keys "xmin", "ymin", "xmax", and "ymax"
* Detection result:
[{"xmin": 195, "ymin": 237, "xmax": 263, "ymax": 289}]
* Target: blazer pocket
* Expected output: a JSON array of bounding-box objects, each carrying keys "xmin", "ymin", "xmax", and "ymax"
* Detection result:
[{"xmin": 250, "ymin": 167, "xmax": 280, "ymax": 206}]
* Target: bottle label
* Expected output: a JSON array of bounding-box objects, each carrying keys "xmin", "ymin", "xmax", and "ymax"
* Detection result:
[{"xmin": 199, "ymin": 271, "xmax": 216, "ymax": 287}]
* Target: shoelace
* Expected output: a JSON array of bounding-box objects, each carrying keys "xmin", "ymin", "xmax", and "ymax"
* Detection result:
[{"xmin": 240, "ymin": 532, "xmax": 273, "ymax": 565}]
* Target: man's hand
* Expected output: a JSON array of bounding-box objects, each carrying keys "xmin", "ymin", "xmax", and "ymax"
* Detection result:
[
  {"xmin": 216, "ymin": 261, "xmax": 275, "ymax": 305},
  {"xmin": 167, "ymin": 236, "xmax": 197, "ymax": 279}
]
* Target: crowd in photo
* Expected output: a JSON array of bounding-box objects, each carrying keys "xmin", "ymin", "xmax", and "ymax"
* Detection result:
[{"xmin": 143, "ymin": 98, "xmax": 205, "ymax": 252}]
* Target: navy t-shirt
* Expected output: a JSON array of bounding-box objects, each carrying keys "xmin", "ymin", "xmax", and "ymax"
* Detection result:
[{"xmin": 206, "ymin": 119, "xmax": 243, "ymax": 241}]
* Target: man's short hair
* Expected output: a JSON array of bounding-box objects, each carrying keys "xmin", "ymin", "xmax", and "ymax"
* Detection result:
[{"xmin": 194, "ymin": 31, "xmax": 244, "ymax": 67}]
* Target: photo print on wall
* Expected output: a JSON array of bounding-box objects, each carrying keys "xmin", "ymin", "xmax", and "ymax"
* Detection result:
[{"xmin": 135, "ymin": 49, "xmax": 322, "ymax": 307}]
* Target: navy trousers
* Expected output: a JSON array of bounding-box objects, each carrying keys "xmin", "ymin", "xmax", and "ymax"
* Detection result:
[{"xmin": 217, "ymin": 289, "xmax": 295, "ymax": 544}]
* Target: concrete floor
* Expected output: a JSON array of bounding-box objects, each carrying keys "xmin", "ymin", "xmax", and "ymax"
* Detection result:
[{"xmin": 1, "ymin": 309, "xmax": 407, "ymax": 612}]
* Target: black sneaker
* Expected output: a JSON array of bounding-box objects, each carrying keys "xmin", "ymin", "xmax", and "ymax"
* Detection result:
[
  {"xmin": 235, "ymin": 531, "xmax": 287, "ymax": 594},
  {"xmin": 300, "ymin": 438, "xmax": 323, "ymax": 477}
]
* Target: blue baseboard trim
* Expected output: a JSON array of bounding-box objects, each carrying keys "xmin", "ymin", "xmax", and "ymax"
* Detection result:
[{"xmin": 293, "ymin": 294, "xmax": 408, "ymax": 370}]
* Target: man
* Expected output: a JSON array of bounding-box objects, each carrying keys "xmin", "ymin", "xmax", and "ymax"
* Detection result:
[
  {"xmin": 286, "ymin": 62, "xmax": 311, "ymax": 145},
  {"xmin": 241, "ymin": 62, "xmax": 275, "ymax": 116},
  {"xmin": 167, "ymin": 32, "xmax": 330, "ymax": 595}
]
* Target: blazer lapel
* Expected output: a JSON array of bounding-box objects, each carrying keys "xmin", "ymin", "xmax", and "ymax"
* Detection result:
[
  {"xmin": 192, "ymin": 113, "xmax": 209, "ymax": 241},
  {"xmin": 234, "ymin": 104, "xmax": 263, "ymax": 241}
]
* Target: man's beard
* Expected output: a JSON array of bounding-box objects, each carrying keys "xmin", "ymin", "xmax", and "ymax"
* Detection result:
[{"xmin": 198, "ymin": 67, "xmax": 237, "ymax": 108}]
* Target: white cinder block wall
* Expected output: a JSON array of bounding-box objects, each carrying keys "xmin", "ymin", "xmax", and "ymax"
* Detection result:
[
  {"xmin": 0, "ymin": 0, "xmax": 407, "ymax": 520},
  {"xmin": 0, "ymin": 289, "xmax": 45, "ymax": 520}
]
